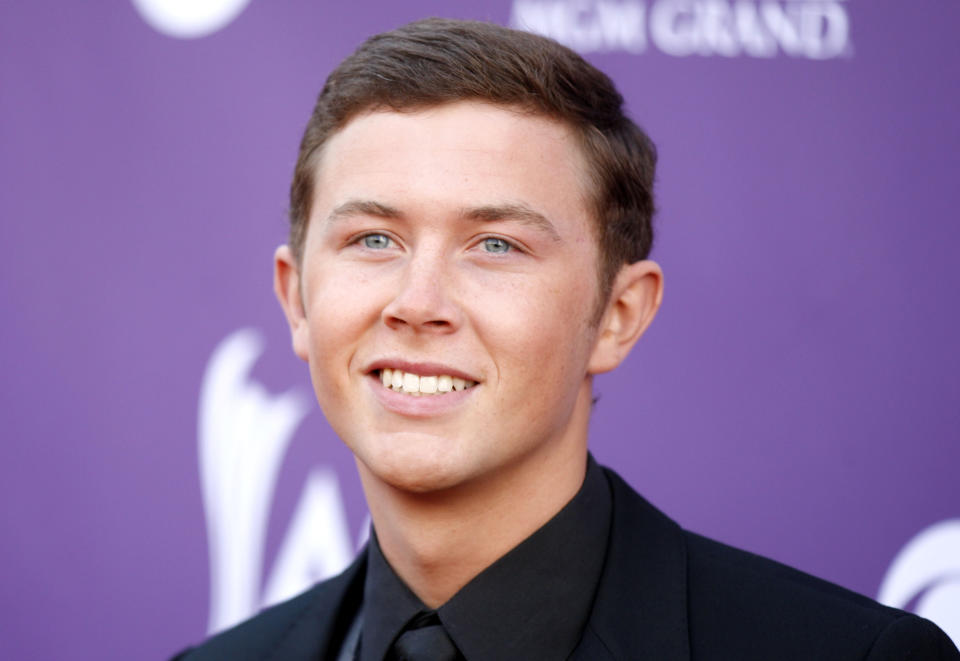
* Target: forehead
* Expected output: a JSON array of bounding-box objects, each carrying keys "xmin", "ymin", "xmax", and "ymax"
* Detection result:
[{"xmin": 309, "ymin": 102, "xmax": 594, "ymax": 237}]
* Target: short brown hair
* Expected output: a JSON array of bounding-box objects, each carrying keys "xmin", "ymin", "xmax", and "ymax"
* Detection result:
[{"xmin": 289, "ymin": 18, "xmax": 657, "ymax": 308}]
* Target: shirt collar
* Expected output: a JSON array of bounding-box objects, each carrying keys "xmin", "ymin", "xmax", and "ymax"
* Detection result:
[
  {"xmin": 359, "ymin": 532, "xmax": 426, "ymax": 661},
  {"xmin": 360, "ymin": 455, "xmax": 612, "ymax": 661}
]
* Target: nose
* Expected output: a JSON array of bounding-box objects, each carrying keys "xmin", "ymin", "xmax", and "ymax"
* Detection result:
[{"xmin": 381, "ymin": 251, "xmax": 462, "ymax": 333}]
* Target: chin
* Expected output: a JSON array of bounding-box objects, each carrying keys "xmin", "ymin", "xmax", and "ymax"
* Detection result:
[
  {"xmin": 354, "ymin": 433, "xmax": 472, "ymax": 495},
  {"xmin": 370, "ymin": 459, "xmax": 468, "ymax": 495},
  {"xmin": 382, "ymin": 471, "xmax": 459, "ymax": 494}
]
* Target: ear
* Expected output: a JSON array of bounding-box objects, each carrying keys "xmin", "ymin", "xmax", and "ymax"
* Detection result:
[
  {"xmin": 273, "ymin": 245, "xmax": 310, "ymax": 362},
  {"xmin": 587, "ymin": 260, "xmax": 663, "ymax": 374}
]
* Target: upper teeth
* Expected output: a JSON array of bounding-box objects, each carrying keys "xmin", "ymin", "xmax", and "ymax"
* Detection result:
[{"xmin": 379, "ymin": 368, "xmax": 475, "ymax": 395}]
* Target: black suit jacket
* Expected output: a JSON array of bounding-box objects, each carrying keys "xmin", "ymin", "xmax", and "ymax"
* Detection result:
[{"xmin": 177, "ymin": 467, "xmax": 959, "ymax": 660}]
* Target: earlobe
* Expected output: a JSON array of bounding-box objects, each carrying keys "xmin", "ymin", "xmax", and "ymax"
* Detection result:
[
  {"xmin": 587, "ymin": 260, "xmax": 663, "ymax": 374},
  {"xmin": 273, "ymin": 245, "xmax": 310, "ymax": 362}
]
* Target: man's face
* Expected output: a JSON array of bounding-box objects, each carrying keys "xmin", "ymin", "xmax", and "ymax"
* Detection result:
[{"xmin": 281, "ymin": 101, "xmax": 612, "ymax": 494}]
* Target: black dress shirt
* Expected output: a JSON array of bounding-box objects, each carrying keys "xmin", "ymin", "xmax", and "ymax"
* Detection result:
[{"xmin": 355, "ymin": 456, "xmax": 612, "ymax": 661}]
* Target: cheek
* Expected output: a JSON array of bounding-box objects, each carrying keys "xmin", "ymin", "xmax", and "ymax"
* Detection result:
[
  {"xmin": 474, "ymin": 269, "xmax": 597, "ymax": 383},
  {"xmin": 303, "ymin": 268, "xmax": 382, "ymax": 377}
]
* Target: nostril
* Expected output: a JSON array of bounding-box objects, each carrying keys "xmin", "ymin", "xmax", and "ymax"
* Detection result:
[{"xmin": 381, "ymin": 292, "xmax": 460, "ymax": 331}]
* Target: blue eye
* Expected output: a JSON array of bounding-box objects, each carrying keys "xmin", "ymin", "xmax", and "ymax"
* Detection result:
[
  {"xmin": 362, "ymin": 233, "xmax": 391, "ymax": 249},
  {"xmin": 482, "ymin": 237, "xmax": 511, "ymax": 254}
]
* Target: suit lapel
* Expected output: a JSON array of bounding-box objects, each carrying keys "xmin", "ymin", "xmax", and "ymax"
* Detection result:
[
  {"xmin": 266, "ymin": 550, "xmax": 367, "ymax": 660},
  {"xmin": 573, "ymin": 469, "xmax": 691, "ymax": 661}
]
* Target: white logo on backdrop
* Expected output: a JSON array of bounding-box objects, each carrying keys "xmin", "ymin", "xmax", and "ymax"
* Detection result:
[
  {"xmin": 511, "ymin": 0, "xmax": 851, "ymax": 59},
  {"xmin": 199, "ymin": 329, "xmax": 366, "ymax": 634},
  {"xmin": 132, "ymin": 0, "xmax": 252, "ymax": 39},
  {"xmin": 878, "ymin": 520, "xmax": 960, "ymax": 647}
]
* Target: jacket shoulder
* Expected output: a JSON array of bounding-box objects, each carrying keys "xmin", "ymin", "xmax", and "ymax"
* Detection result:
[
  {"xmin": 684, "ymin": 531, "xmax": 958, "ymax": 659},
  {"xmin": 598, "ymin": 466, "xmax": 957, "ymax": 659},
  {"xmin": 172, "ymin": 554, "xmax": 365, "ymax": 661}
]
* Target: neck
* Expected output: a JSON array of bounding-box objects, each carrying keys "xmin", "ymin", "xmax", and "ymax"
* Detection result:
[{"xmin": 359, "ymin": 384, "xmax": 593, "ymax": 608}]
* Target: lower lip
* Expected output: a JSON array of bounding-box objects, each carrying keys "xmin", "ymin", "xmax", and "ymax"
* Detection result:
[{"xmin": 367, "ymin": 374, "xmax": 477, "ymax": 417}]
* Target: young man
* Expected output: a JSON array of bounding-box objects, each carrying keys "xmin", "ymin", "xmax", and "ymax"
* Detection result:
[{"xmin": 177, "ymin": 18, "xmax": 959, "ymax": 661}]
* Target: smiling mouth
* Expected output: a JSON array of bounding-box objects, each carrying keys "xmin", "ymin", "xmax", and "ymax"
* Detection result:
[{"xmin": 376, "ymin": 368, "xmax": 478, "ymax": 396}]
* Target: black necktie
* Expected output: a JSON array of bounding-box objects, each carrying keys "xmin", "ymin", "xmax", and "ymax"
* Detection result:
[{"xmin": 390, "ymin": 611, "xmax": 461, "ymax": 661}]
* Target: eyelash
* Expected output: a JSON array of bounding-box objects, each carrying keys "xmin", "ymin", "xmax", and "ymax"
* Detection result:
[
  {"xmin": 478, "ymin": 235, "xmax": 521, "ymax": 256},
  {"xmin": 358, "ymin": 233, "xmax": 393, "ymax": 249},
  {"xmin": 347, "ymin": 232, "xmax": 396, "ymax": 251},
  {"xmin": 348, "ymin": 232, "xmax": 525, "ymax": 255}
]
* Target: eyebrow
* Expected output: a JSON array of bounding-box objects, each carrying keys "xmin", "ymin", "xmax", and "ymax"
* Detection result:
[
  {"xmin": 325, "ymin": 199, "xmax": 562, "ymax": 242},
  {"xmin": 327, "ymin": 200, "xmax": 403, "ymax": 224},
  {"xmin": 461, "ymin": 203, "xmax": 562, "ymax": 242}
]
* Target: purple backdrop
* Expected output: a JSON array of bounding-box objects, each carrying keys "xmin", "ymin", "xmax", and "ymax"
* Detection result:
[{"xmin": 2, "ymin": 1, "xmax": 958, "ymax": 658}]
